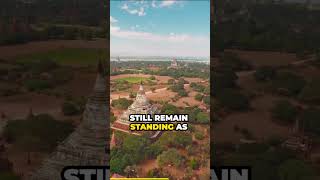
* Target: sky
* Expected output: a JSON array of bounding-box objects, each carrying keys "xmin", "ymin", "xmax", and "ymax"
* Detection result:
[{"xmin": 110, "ymin": 0, "xmax": 210, "ymax": 57}]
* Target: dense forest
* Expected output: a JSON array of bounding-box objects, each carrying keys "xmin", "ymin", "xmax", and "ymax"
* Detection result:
[
  {"xmin": 0, "ymin": 0, "xmax": 108, "ymax": 45},
  {"xmin": 213, "ymin": 0, "xmax": 320, "ymax": 53},
  {"xmin": 0, "ymin": 0, "xmax": 107, "ymax": 26}
]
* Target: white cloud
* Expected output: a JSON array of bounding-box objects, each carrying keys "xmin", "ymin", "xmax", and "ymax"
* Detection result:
[
  {"xmin": 110, "ymin": 25, "xmax": 209, "ymax": 57},
  {"xmin": 111, "ymin": 25, "xmax": 206, "ymax": 43},
  {"xmin": 121, "ymin": 3, "xmax": 129, "ymax": 10},
  {"xmin": 121, "ymin": 3, "xmax": 146, "ymax": 16},
  {"xmin": 110, "ymin": 25, "xmax": 120, "ymax": 32},
  {"xmin": 110, "ymin": 16, "xmax": 118, "ymax": 23},
  {"xmin": 151, "ymin": 0, "xmax": 157, "ymax": 8},
  {"xmin": 159, "ymin": 0, "xmax": 176, "ymax": 7},
  {"xmin": 138, "ymin": 7, "xmax": 146, "ymax": 16}
]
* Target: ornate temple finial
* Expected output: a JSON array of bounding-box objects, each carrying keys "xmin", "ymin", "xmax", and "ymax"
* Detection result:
[{"xmin": 139, "ymin": 81, "xmax": 144, "ymax": 92}]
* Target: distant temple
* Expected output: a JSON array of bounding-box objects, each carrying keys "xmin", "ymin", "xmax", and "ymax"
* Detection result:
[
  {"xmin": 282, "ymin": 118, "xmax": 311, "ymax": 154},
  {"xmin": 31, "ymin": 62, "xmax": 108, "ymax": 179},
  {"xmin": 168, "ymin": 58, "xmax": 179, "ymax": 69}
]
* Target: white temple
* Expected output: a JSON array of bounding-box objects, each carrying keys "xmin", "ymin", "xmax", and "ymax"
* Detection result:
[{"xmin": 111, "ymin": 83, "xmax": 158, "ymax": 135}]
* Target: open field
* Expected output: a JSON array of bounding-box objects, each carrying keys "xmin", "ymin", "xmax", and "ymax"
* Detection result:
[
  {"xmin": 113, "ymin": 76, "xmax": 149, "ymax": 84},
  {"xmin": 14, "ymin": 48, "xmax": 107, "ymax": 67},
  {"xmin": 227, "ymin": 49, "xmax": 299, "ymax": 68},
  {"xmin": 214, "ymin": 95, "xmax": 292, "ymax": 143},
  {"xmin": 0, "ymin": 39, "xmax": 107, "ymax": 60}
]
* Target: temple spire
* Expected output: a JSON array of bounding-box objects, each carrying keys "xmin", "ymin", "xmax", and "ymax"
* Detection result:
[
  {"xmin": 97, "ymin": 60, "xmax": 104, "ymax": 75},
  {"xmin": 137, "ymin": 82, "xmax": 145, "ymax": 97}
]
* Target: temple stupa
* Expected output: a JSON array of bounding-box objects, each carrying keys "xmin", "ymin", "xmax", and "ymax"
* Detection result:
[
  {"xmin": 111, "ymin": 83, "xmax": 159, "ymax": 136},
  {"xmin": 31, "ymin": 62, "xmax": 108, "ymax": 180}
]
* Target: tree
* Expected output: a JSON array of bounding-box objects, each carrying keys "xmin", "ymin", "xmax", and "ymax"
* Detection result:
[
  {"xmin": 124, "ymin": 165, "xmax": 139, "ymax": 178},
  {"xmin": 158, "ymin": 132, "xmax": 192, "ymax": 148},
  {"xmin": 271, "ymin": 100, "xmax": 297, "ymax": 124},
  {"xmin": 217, "ymin": 89, "xmax": 249, "ymax": 111},
  {"xmin": 157, "ymin": 148, "xmax": 185, "ymax": 167},
  {"xmin": 161, "ymin": 103, "xmax": 178, "ymax": 114},
  {"xmin": 254, "ymin": 66, "xmax": 276, "ymax": 81},
  {"xmin": 167, "ymin": 79, "xmax": 175, "ymax": 85},
  {"xmin": 272, "ymin": 71, "xmax": 306, "ymax": 96},
  {"xmin": 299, "ymin": 78, "xmax": 320, "ymax": 104},
  {"xmin": 278, "ymin": 159, "xmax": 315, "ymax": 180},
  {"xmin": 300, "ymin": 108, "xmax": 320, "ymax": 135},
  {"xmin": 3, "ymin": 114, "xmax": 74, "ymax": 152},
  {"xmin": 189, "ymin": 158, "xmax": 200, "ymax": 170},
  {"xmin": 195, "ymin": 93, "xmax": 203, "ymax": 101},
  {"xmin": 213, "ymin": 68, "xmax": 238, "ymax": 95},
  {"xmin": 111, "ymin": 98, "xmax": 133, "ymax": 110},
  {"xmin": 195, "ymin": 132, "xmax": 205, "ymax": 140},
  {"xmin": 62, "ymin": 101, "xmax": 80, "ymax": 116},
  {"xmin": 178, "ymin": 89, "xmax": 188, "ymax": 97},
  {"xmin": 149, "ymin": 75, "xmax": 156, "ymax": 80},
  {"xmin": 203, "ymin": 96, "xmax": 210, "ymax": 105},
  {"xmin": 196, "ymin": 112, "xmax": 210, "ymax": 124}
]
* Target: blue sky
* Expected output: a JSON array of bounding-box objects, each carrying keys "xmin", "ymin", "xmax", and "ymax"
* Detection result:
[{"xmin": 110, "ymin": 0, "xmax": 210, "ymax": 57}]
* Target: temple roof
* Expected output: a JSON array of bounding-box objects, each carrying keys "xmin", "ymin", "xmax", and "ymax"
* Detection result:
[{"xmin": 131, "ymin": 84, "xmax": 149, "ymax": 107}]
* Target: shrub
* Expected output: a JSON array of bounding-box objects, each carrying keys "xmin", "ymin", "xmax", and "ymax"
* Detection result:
[
  {"xmin": 167, "ymin": 79, "xmax": 175, "ymax": 85},
  {"xmin": 272, "ymin": 71, "xmax": 306, "ymax": 96},
  {"xmin": 3, "ymin": 114, "xmax": 74, "ymax": 152},
  {"xmin": 217, "ymin": 89, "xmax": 249, "ymax": 111},
  {"xmin": 0, "ymin": 172, "xmax": 19, "ymax": 180},
  {"xmin": 24, "ymin": 79, "xmax": 51, "ymax": 91},
  {"xmin": 196, "ymin": 112, "xmax": 210, "ymax": 124},
  {"xmin": 161, "ymin": 103, "xmax": 179, "ymax": 114},
  {"xmin": 203, "ymin": 96, "xmax": 210, "ymax": 105},
  {"xmin": 178, "ymin": 89, "xmax": 188, "ymax": 97},
  {"xmin": 189, "ymin": 158, "xmax": 200, "ymax": 170},
  {"xmin": 149, "ymin": 75, "xmax": 156, "ymax": 80},
  {"xmin": 190, "ymin": 82, "xmax": 206, "ymax": 92},
  {"xmin": 271, "ymin": 100, "xmax": 297, "ymax": 124},
  {"xmin": 62, "ymin": 101, "xmax": 80, "ymax": 116},
  {"xmin": 157, "ymin": 148, "xmax": 185, "ymax": 167},
  {"xmin": 299, "ymin": 78, "xmax": 320, "ymax": 104},
  {"xmin": 111, "ymin": 98, "xmax": 133, "ymax": 110},
  {"xmin": 300, "ymin": 108, "xmax": 320, "ymax": 135},
  {"xmin": 195, "ymin": 132, "xmax": 205, "ymax": 140},
  {"xmin": 254, "ymin": 66, "xmax": 276, "ymax": 81},
  {"xmin": 195, "ymin": 93, "xmax": 203, "ymax": 101},
  {"xmin": 129, "ymin": 92, "xmax": 137, "ymax": 98}
]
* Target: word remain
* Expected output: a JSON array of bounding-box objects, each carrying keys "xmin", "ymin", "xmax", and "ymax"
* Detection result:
[{"xmin": 129, "ymin": 114, "xmax": 189, "ymax": 122}]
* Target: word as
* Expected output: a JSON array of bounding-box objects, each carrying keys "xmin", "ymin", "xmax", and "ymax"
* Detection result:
[
  {"xmin": 129, "ymin": 114, "xmax": 189, "ymax": 122},
  {"xmin": 130, "ymin": 123, "xmax": 188, "ymax": 131}
]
